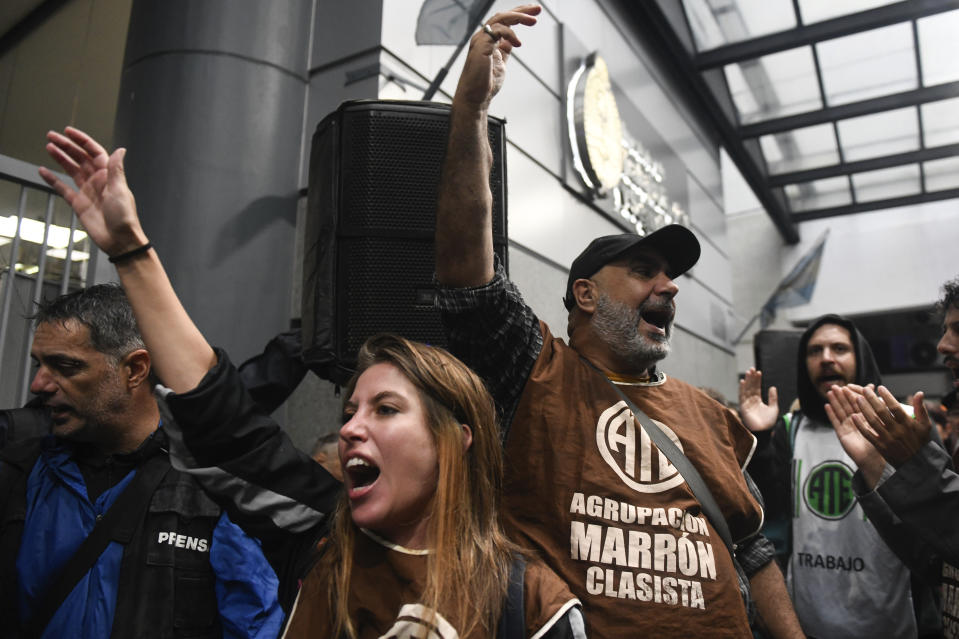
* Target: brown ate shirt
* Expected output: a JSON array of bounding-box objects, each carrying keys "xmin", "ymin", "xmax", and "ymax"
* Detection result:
[
  {"xmin": 500, "ymin": 323, "xmax": 762, "ymax": 637},
  {"xmin": 283, "ymin": 529, "xmax": 580, "ymax": 638}
]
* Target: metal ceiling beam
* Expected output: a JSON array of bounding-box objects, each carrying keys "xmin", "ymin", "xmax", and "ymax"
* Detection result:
[
  {"xmin": 740, "ymin": 80, "xmax": 959, "ymax": 138},
  {"xmin": 0, "ymin": 0, "xmax": 69, "ymax": 59},
  {"xmin": 695, "ymin": 0, "xmax": 959, "ymax": 70},
  {"xmin": 614, "ymin": 0, "xmax": 799, "ymax": 243},
  {"xmin": 792, "ymin": 187, "xmax": 959, "ymax": 221},
  {"xmin": 767, "ymin": 142, "xmax": 959, "ymax": 186}
]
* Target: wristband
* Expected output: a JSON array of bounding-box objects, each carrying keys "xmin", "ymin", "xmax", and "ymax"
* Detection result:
[{"xmin": 108, "ymin": 242, "xmax": 153, "ymax": 264}]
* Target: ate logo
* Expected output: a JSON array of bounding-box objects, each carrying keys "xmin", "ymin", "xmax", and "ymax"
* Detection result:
[
  {"xmin": 596, "ymin": 401, "xmax": 685, "ymax": 494},
  {"xmin": 802, "ymin": 460, "xmax": 856, "ymax": 520}
]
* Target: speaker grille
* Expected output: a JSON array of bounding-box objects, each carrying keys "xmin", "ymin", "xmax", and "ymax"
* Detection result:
[
  {"xmin": 303, "ymin": 100, "xmax": 508, "ymax": 383},
  {"xmin": 341, "ymin": 112, "xmax": 447, "ymax": 233},
  {"xmin": 340, "ymin": 237, "xmax": 446, "ymax": 355}
]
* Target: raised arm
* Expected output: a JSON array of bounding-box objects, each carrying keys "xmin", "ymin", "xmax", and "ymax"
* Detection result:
[
  {"xmin": 435, "ymin": 4, "xmax": 539, "ymax": 287},
  {"xmin": 38, "ymin": 127, "xmax": 215, "ymax": 393}
]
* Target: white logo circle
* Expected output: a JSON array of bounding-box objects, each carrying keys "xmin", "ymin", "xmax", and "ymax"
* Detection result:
[
  {"xmin": 381, "ymin": 604, "xmax": 459, "ymax": 638},
  {"xmin": 596, "ymin": 401, "xmax": 686, "ymax": 493}
]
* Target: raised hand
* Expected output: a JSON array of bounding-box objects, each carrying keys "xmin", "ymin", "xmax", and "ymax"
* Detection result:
[
  {"xmin": 826, "ymin": 384, "xmax": 885, "ymax": 487},
  {"xmin": 453, "ymin": 4, "xmax": 540, "ymax": 111},
  {"xmin": 37, "ymin": 127, "xmax": 148, "ymax": 257},
  {"xmin": 738, "ymin": 367, "xmax": 779, "ymax": 432},
  {"xmin": 853, "ymin": 385, "xmax": 930, "ymax": 467}
]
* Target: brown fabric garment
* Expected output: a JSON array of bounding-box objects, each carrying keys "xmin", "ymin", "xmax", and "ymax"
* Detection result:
[
  {"xmin": 500, "ymin": 322, "xmax": 762, "ymax": 637},
  {"xmin": 283, "ymin": 529, "xmax": 578, "ymax": 638}
]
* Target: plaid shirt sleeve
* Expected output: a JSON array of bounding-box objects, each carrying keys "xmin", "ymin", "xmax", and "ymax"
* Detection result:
[
  {"xmin": 435, "ymin": 260, "xmax": 543, "ymax": 433},
  {"xmin": 735, "ymin": 470, "xmax": 776, "ymax": 578},
  {"xmin": 733, "ymin": 470, "xmax": 776, "ymax": 624}
]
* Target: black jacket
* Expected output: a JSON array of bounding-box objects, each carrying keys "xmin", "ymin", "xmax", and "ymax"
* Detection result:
[{"xmin": 0, "ymin": 433, "xmax": 226, "ymax": 639}]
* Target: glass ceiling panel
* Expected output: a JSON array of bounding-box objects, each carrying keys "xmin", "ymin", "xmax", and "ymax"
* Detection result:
[
  {"xmin": 852, "ymin": 164, "xmax": 920, "ymax": 202},
  {"xmin": 797, "ymin": 0, "xmax": 898, "ymax": 25},
  {"xmin": 918, "ymin": 9, "xmax": 959, "ymax": 87},
  {"xmin": 836, "ymin": 107, "xmax": 919, "ymax": 163},
  {"xmin": 817, "ymin": 23, "xmax": 916, "ymax": 106},
  {"xmin": 725, "ymin": 46, "xmax": 821, "ymax": 124},
  {"xmin": 921, "ymin": 97, "xmax": 959, "ymax": 148},
  {"xmin": 760, "ymin": 123, "xmax": 838, "ymax": 174},
  {"xmin": 785, "ymin": 176, "xmax": 851, "ymax": 212},
  {"xmin": 683, "ymin": 0, "xmax": 797, "ymax": 51},
  {"xmin": 924, "ymin": 157, "xmax": 959, "ymax": 192}
]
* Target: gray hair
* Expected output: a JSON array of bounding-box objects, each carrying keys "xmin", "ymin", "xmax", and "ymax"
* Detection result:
[{"xmin": 33, "ymin": 283, "xmax": 145, "ymax": 360}]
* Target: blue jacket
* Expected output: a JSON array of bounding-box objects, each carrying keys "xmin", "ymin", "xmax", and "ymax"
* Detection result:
[{"xmin": 3, "ymin": 431, "xmax": 284, "ymax": 638}]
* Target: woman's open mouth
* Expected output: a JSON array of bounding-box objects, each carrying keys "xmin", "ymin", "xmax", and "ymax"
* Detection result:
[{"xmin": 345, "ymin": 457, "xmax": 381, "ymax": 498}]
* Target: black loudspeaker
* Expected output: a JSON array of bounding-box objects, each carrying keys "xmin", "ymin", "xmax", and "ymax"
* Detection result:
[
  {"xmin": 753, "ymin": 330, "xmax": 803, "ymax": 413},
  {"xmin": 302, "ymin": 100, "xmax": 509, "ymax": 384}
]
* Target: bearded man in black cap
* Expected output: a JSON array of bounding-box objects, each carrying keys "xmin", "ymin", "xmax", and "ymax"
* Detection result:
[{"xmin": 434, "ymin": 5, "xmax": 801, "ymax": 637}]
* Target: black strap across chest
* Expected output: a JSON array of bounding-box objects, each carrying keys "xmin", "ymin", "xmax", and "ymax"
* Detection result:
[
  {"xmin": 496, "ymin": 554, "xmax": 526, "ymax": 639},
  {"xmin": 22, "ymin": 452, "xmax": 170, "ymax": 638},
  {"xmin": 582, "ymin": 358, "xmax": 736, "ymax": 557}
]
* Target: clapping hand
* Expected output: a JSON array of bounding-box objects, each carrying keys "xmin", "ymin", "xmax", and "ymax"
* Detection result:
[
  {"xmin": 826, "ymin": 384, "xmax": 884, "ymax": 487},
  {"xmin": 826, "ymin": 384, "xmax": 930, "ymax": 488}
]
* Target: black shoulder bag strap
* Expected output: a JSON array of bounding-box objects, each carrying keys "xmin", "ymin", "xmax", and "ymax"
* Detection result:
[
  {"xmin": 23, "ymin": 453, "xmax": 170, "ymax": 638},
  {"xmin": 496, "ymin": 553, "xmax": 527, "ymax": 639},
  {"xmin": 583, "ymin": 360, "xmax": 736, "ymax": 558}
]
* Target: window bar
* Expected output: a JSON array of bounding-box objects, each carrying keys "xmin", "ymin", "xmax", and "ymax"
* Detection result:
[
  {"xmin": 17, "ymin": 193, "xmax": 56, "ymax": 405},
  {"xmin": 59, "ymin": 213, "xmax": 78, "ymax": 296},
  {"xmin": 0, "ymin": 186, "xmax": 29, "ymax": 386}
]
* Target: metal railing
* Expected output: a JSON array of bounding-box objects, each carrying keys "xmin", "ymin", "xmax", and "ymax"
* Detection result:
[{"xmin": 0, "ymin": 153, "xmax": 103, "ymax": 408}]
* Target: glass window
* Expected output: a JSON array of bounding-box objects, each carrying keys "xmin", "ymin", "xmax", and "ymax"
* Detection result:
[
  {"xmin": 917, "ymin": 9, "xmax": 959, "ymax": 87},
  {"xmin": 0, "ymin": 186, "xmax": 90, "ymax": 289},
  {"xmin": 725, "ymin": 46, "xmax": 822, "ymax": 123},
  {"xmin": 785, "ymin": 176, "xmax": 851, "ymax": 212},
  {"xmin": 921, "ymin": 97, "xmax": 959, "ymax": 147},
  {"xmin": 924, "ymin": 157, "xmax": 959, "ymax": 192},
  {"xmin": 817, "ymin": 23, "xmax": 916, "ymax": 106},
  {"xmin": 797, "ymin": 0, "xmax": 899, "ymax": 25},
  {"xmin": 851, "ymin": 164, "xmax": 921, "ymax": 202},
  {"xmin": 837, "ymin": 107, "xmax": 919, "ymax": 162},
  {"xmin": 760, "ymin": 123, "xmax": 838, "ymax": 174},
  {"xmin": 683, "ymin": 0, "xmax": 797, "ymax": 51}
]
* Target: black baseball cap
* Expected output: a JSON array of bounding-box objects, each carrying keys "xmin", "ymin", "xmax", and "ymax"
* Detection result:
[{"xmin": 563, "ymin": 224, "xmax": 701, "ymax": 310}]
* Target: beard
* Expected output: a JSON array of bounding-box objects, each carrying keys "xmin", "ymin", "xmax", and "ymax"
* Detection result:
[{"xmin": 591, "ymin": 292, "xmax": 672, "ymax": 370}]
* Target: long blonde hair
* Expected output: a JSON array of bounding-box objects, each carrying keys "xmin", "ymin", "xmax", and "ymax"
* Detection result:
[{"xmin": 321, "ymin": 334, "xmax": 518, "ymax": 637}]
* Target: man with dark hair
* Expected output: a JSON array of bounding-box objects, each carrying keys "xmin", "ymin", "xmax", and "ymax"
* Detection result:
[
  {"xmin": 434, "ymin": 5, "xmax": 801, "ymax": 637},
  {"xmin": 825, "ymin": 275, "xmax": 959, "ymax": 564},
  {"xmin": 0, "ymin": 284, "xmax": 283, "ymax": 638},
  {"xmin": 942, "ymin": 277, "xmax": 959, "ymax": 397},
  {"xmin": 740, "ymin": 314, "xmax": 935, "ymax": 638},
  {"xmin": 822, "ymin": 276, "xmax": 959, "ymax": 636}
]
